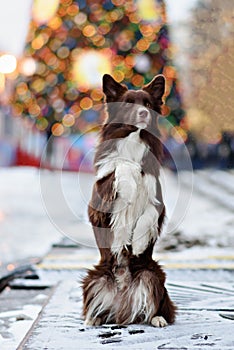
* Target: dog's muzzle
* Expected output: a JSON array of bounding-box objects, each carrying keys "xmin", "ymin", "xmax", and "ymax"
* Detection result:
[{"xmin": 136, "ymin": 107, "xmax": 150, "ymax": 128}]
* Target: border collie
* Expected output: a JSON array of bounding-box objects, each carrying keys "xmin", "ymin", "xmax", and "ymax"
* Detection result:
[{"xmin": 82, "ymin": 74, "xmax": 176, "ymax": 327}]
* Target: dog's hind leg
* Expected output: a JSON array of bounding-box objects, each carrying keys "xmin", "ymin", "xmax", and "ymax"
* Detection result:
[
  {"xmin": 122, "ymin": 257, "xmax": 176, "ymax": 326},
  {"xmin": 82, "ymin": 266, "xmax": 117, "ymax": 326},
  {"xmin": 115, "ymin": 269, "xmax": 159, "ymax": 325},
  {"xmin": 153, "ymin": 286, "xmax": 177, "ymax": 325}
]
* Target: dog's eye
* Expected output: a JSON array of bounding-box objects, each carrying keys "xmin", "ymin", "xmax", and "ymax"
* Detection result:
[
  {"xmin": 125, "ymin": 100, "xmax": 133, "ymax": 107},
  {"xmin": 145, "ymin": 102, "xmax": 151, "ymax": 108}
]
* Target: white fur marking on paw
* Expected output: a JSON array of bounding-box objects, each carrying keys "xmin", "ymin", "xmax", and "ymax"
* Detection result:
[
  {"xmin": 151, "ymin": 316, "xmax": 168, "ymax": 328},
  {"xmin": 132, "ymin": 203, "xmax": 159, "ymax": 256}
]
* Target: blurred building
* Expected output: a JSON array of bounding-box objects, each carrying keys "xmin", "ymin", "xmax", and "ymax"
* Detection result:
[
  {"xmin": 187, "ymin": 0, "xmax": 234, "ymax": 143},
  {"xmin": 166, "ymin": 0, "xmax": 234, "ymax": 168}
]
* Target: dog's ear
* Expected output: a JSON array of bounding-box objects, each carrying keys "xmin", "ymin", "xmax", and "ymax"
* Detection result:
[
  {"xmin": 103, "ymin": 74, "xmax": 127, "ymax": 102},
  {"xmin": 143, "ymin": 74, "xmax": 165, "ymax": 104}
]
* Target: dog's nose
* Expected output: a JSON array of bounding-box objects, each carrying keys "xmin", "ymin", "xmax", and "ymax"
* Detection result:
[
  {"xmin": 139, "ymin": 110, "xmax": 148, "ymax": 118},
  {"xmin": 138, "ymin": 108, "xmax": 149, "ymax": 119}
]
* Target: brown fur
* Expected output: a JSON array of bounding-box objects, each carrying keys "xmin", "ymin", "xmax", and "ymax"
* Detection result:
[{"xmin": 82, "ymin": 74, "xmax": 176, "ymax": 326}]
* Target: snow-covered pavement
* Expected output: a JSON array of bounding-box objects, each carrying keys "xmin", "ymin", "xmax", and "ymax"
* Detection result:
[{"xmin": 0, "ymin": 168, "xmax": 61, "ymax": 264}]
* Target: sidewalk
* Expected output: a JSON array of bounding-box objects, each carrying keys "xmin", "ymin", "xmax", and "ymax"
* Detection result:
[{"xmin": 1, "ymin": 238, "xmax": 233, "ymax": 350}]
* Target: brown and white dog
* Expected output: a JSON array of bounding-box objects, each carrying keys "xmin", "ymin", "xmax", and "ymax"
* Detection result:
[{"xmin": 82, "ymin": 74, "xmax": 176, "ymax": 327}]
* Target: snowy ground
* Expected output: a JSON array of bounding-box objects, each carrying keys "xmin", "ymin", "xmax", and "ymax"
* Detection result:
[{"xmin": 0, "ymin": 166, "xmax": 233, "ymax": 265}]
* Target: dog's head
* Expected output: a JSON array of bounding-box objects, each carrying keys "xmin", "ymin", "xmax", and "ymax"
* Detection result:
[{"xmin": 102, "ymin": 74, "xmax": 165, "ymax": 129}]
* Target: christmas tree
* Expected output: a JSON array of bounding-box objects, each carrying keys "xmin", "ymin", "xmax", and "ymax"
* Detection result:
[{"xmin": 11, "ymin": 0, "xmax": 184, "ymax": 141}]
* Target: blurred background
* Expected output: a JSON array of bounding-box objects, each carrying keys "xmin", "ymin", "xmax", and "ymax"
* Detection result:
[
  {"xmin": 0, "ymin": 3, "xmax": 233, "ymax": 347},
  {"xmin": 0, "ymin": 0, "xmax": 233, "ymax": 171}
]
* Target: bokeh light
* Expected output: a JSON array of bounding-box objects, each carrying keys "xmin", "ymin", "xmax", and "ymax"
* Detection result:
[
  {"xmin": 80, "ymin": 97, "xmax": 93, "ymax": 110},
  {"xmin": 0, "ymin": 54, "xmax": 17, "ymax": 74},
  {"xmin": 0, "ymin": 73, "xmax": 5, "ymax": 93},
  {"xmin": 72, "ymin": 50, "xmax": 112, "ymax": 89},
  {"xmin": 19, "ymin": 58, "xmax": 37, "ymax": 76},
  {"xmin": 52, "ymin": 122, "xmax": 64, "ymax": 136},
  {"xmin": 32, "ymin": 0, "xmax": 60, "ymax": 24},
  {"xmin": 62, "ymin": 113, "xmax": 75, "ymax": 127},
  {"xmin": 137, "ymin": 0, "xmax": 161, "ymax": 21}
]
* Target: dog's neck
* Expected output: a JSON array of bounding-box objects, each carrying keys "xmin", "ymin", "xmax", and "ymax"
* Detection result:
[
  {"xmin": 116, "ymin": 128, "xmax": 149, "ymax": 165},
  {"xmin": 95, "ymin": 128, "xmax": 148, "ymax": 180}
]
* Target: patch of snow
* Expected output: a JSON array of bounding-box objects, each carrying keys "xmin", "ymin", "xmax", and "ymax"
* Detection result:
[{"xmin": 0, "ymin": 304, "xmax": 41, "ymax": 350}]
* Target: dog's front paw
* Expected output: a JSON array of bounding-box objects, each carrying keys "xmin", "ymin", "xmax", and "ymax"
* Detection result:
[
  {"xmin": 132, "ymin": 232, "xmax": 149, "ymax": 256},
  {"xmin": 151, "ymin": 316, "xmax": 168, "ymax": 328},
  {"xmin": 132, "ymin": 226, "xmax": 158, "ymax": 256},
  {"xmin": 132, "ymin": 204, "xmax": 159, "ymax": 256},
  {"xmin": 84, "ymin": 317, "xmax": 101, "ymax": 326}
]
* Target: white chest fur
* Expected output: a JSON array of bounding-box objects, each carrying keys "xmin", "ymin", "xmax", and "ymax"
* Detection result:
[{"xmin": 96, "ymin": 129, "xmax": 160, "ymax": 257}]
